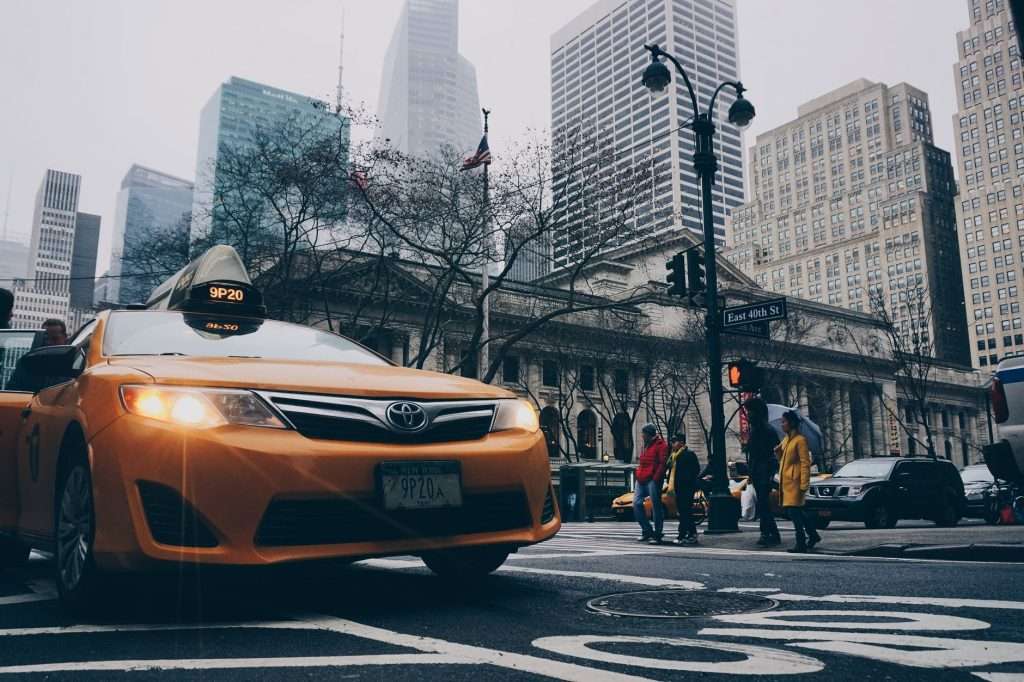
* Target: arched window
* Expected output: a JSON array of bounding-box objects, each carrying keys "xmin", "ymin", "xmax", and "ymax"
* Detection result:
[
  {"xmin": 611, "ymin": 413, "xmax": 633, "ymax": 462},
  {"xmin": 576, "ymin": 410, "xmax": 598, "ymax": 460},
  {"xmin": 540, "ymin": 406, "xmax": 560, "ymax": 458}
]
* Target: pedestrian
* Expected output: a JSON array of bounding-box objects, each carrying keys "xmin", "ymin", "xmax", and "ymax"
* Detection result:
[
  {"xmin": 633, "ymin": 423, "xmax": 668, "ymax": 545},
  {"xmin": 42, "ymin": 318, "xmax": 68, "ymax": 346},
  {"xmin": 666, "ymin": 432, "xmax": 700, "ymax": 545},
  {"xmin": 744, "ymin": 398, "xmax": 782, "ymax": 547},
  {"xmin": 776, "ymin": 410, "xmax": 821, "ymax": 553},
  {"xmin": 0, "ymin": 288, "xmax": 12, "ymax": 329}
]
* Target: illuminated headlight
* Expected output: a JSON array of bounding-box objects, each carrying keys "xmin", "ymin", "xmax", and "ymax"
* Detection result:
[
  {"xmin": 845, "ymin": 485, "xmax": 863, "ymax": 497},
  {"xmin": 120, "ymin": 385, "xmax": 286, "ymax": 429},
  {"xmin": 490, "ymin": 399, "xmax": 540, "ymax": 433}
]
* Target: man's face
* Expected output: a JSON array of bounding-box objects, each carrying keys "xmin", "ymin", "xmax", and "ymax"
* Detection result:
[
  {"xmin": 44, "ymin": 325, "xmax": 67, "ymax": 346},
  {"xmin": 642, "ymin": 431, "xmax": 654, "ymax": 445},
  {"xmin": 673, "ymin": 439, "xmax": 684, "ymax": 450}
]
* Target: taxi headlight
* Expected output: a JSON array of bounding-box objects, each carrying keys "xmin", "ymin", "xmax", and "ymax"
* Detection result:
[
  {"xmin": 491, "ymin": 399, "xmax": 540, "ymax": 433},
  {"xmin": 120, "ymin": 385, "xmax": 286, "ymax": 429}
]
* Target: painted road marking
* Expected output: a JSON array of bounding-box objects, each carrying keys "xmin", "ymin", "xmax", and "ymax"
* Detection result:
[
  {"xmin": 359, "ymin": 558, "xmax": 706, "ymax": 590},
  {"xmin": 699, "ymin": 628, "xmax": 1024, "ymax": 669},
  {"xmin": 532, "ymin": 634, "xmax": 823, "ymax": 675},
  {"xmin": 713, "ymin": 609, "xmax": 991, "ymax": 632}
]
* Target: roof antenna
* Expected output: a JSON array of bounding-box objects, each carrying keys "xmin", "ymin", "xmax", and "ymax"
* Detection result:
[
  {"xmin": 1, "ymin": 170, "xmax": 11, "ymax": 242},
  {"xmin": 335, "ymin": 6, "xmax": 345, "ymax": 112}
]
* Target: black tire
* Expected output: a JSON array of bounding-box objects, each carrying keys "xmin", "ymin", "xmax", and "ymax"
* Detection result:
[
  {"xmin": 934, "ymin": 493, "xmax": 961, "ymax": 528},
  {"xmin": 54, "ymin": 459, "xmax": 104, "ymax": 613},
  {"xmin": 864, "ymin": 499, "xmax": 896, "ymax": 529},
  {"xmin": 813, "ymin": 518, "xmax": 831, "ymax": 530},
  {"xmin": 422, "ymin": 546, "xmax": 510, "ymax": 581},
  {"xmin": 0, "ymin": 535, "xmax": 30, "ymax": 569}
]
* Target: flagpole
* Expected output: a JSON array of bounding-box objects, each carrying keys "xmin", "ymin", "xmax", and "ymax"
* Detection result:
[{"xmin": 480, "ymin": 108, "xmax": 491, "ymax": 380}]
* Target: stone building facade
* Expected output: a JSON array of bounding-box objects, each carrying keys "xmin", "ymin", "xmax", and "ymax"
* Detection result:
[{"xmin": 289, "ymin": 232, "xmax": 988, "ymax": 472}]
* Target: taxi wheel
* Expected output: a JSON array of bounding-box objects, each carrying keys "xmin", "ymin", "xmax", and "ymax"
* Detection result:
[
  {"xmin": 0, "ymin": 536, "xmax": 30, "ymax": 569},
  {"xmin": 54, "ymin": 461, "xmax": 104, "ymax": 612},
  {"xmin": 421, "ymin": 546, "xmax": 510, "ymax": 581}
]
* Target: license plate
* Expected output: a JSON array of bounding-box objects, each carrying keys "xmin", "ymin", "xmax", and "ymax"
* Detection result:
[
  {"xmin": 818, "ymin": 510, "xmax": 832, "ymax": 518},
  {"xmin": 379, "ymin": 461, "xmax": 462, "ymax": 511}
]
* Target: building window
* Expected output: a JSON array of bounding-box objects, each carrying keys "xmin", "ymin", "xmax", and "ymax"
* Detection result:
[
  {"xmin": 614, "ymin": 368, "xmax": 629, "ymax": 395},
  {"xmin": 503, "ymin": 356, "xmax": 520, "ymax": 384},
  {"xmin": 542, "ymin": 360, "xmax": 559, "ymax": 387},
  {"xmin": 581, "ymin": 365, "xmax": 595, "ymax": 392}
]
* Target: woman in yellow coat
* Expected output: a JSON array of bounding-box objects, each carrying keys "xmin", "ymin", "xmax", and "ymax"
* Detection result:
[{"xmin": 775, "ymin": 410, "xmax": 822, "ymax": 553}]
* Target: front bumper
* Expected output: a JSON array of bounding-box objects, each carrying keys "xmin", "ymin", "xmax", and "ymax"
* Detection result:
[
  {"xmin": 803, "ymin": 496, "xmax": 867, "ymax": 521},
  {"xmin": 88, "ymin": 415, "xmax": 560, "ymax": 571}
]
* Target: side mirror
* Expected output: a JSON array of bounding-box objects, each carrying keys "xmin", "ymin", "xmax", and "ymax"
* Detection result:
[{"xmin": 18, "ymin": 344, "xmax": 82, "ymax": 380}]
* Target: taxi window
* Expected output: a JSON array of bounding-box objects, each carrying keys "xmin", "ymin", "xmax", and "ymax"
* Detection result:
[
  {"xmin": 0, "ymin": 330, "xmax": 43, "ymax": 391},
  {"xmin": 102, "ymin": 311, "xmax": 388, "ymax": 365}
]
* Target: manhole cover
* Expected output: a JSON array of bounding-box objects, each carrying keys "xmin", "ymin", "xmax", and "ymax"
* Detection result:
[{"xmin": 587, "ymin": 590, "xmax": 777, "ymax": 619}]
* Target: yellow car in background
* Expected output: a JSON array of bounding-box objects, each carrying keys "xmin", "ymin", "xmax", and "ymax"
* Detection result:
[{"xmin": 612, "ymin": 472, "xmax": 832, "ymax": 522}]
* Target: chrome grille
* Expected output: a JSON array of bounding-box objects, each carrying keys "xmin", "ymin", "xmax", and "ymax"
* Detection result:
[{"xmin": 258, "ymin": 391, "xmax": 498, "ymax": 444}]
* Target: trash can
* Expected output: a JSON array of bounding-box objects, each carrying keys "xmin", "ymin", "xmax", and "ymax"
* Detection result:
[{"xmin": 558, "ymin": 465, "xmax": 585, "ymax": 522}]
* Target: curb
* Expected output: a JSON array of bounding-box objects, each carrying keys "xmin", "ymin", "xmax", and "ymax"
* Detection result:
[{"xmin": 847, "ymin": 543, "xmax": 1024, "ymax": 562}]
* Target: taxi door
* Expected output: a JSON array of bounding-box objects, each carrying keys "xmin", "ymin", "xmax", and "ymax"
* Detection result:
[
  {"xmin": 0, "ymin": 330, "xmax": 44, "ymax": 531},
  {"xmin": 15, "ymin": 323, "xmax": 96, "ymax": 540}
]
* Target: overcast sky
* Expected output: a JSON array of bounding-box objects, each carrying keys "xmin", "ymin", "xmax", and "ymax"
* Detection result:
[{"xmin": 0, "ymin": 0, "xmax": 968, "ymax": 274}]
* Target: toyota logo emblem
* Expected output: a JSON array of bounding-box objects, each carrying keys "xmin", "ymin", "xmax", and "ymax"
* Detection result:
[{"xmin": 386, "ymin": 402, "xmax": 428, "ymax": 431}]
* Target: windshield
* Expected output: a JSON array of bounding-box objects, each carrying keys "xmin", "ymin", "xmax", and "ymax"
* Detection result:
[
  {"xmin": 834, "ymin": 459, "xmax": 896, "ymax": 479},
  {"xmin": 961, "ymin": 466, "xmax": 994, "ymax": 484},
  {"xmin": 102, "ymin": 311, "xmax": 388, "ymax": 366}
]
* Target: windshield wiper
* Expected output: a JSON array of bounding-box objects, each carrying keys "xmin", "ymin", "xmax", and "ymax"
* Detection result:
[{"xmin": 159, "ymin": 352, "xmax": 188, "ymax": 356}]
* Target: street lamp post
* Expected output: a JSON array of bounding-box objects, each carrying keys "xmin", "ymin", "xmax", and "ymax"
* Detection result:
[{"xmin": 640, "ymin": 43, "xmax": 756, "ymax": 534}]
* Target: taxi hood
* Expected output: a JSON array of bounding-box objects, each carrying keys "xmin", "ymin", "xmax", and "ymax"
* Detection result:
[{"xmin": 106, "ymin": 356, "xmax": 515, "ymax": 400}]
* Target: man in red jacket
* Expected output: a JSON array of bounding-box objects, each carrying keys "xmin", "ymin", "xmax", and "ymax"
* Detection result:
[{"xmin": 632, "ymin": 423, "xmax": 669, "ymax": 544}]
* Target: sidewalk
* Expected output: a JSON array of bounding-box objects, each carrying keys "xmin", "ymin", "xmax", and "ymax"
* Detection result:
[{"xmin": 697, "ymin": 519, "xmax": 1024, "ymax": 561}]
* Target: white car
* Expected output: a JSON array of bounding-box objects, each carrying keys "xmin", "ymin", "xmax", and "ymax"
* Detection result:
[{"xmin": 987, "ymin": 356, "xmax": 1024, "ymax": 484}]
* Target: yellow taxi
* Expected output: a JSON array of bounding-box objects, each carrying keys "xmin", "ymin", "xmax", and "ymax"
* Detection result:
[{"xmin": 0, "ymin": 246, "xmax": 559, "ymax": 611}]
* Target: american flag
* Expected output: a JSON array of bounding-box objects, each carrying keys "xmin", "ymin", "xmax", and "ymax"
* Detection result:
[{"xmin": 461, "ymin": 134, "xmax": 492, "ymax": 171}]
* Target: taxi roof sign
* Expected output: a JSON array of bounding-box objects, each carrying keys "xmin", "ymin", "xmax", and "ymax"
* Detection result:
[{"xmin": 146, "ymin": 245, "xmax": 266, "ymax": 317}]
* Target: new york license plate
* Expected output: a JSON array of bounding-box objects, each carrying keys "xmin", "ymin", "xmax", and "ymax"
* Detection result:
[{"xmin": 379, "ymin": 461, "xmax": 463, "ymax": 511}]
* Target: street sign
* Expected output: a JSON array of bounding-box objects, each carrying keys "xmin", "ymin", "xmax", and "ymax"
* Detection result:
[
  {"xmin": 722, "ymin": 320, "xmax": 770, "ymax": 338},
  {"xmin": 722, "ymin": 298, "xmax": 787, "ymax": 327}
]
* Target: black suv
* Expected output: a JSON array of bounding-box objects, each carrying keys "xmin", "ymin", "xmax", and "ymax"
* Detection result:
[{"xmin": 805, "ymin": 457, "xmax": 966, "ymax": 529}]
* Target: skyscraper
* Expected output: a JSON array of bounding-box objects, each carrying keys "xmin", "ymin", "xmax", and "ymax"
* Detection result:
[
  {"xmin": 190, "ymin": 77, "xmax": 349, "ymax": 243},
  {"xmin": 549, "ymin": 0, "xmax": 744, "ymax": 268},
  {"xmin": 70, "ymin": 212, "xmax": 100, "ymax": 309},
  {"xmin": 726, "ymin": 79, "xmax": 969, "ymax": 364},
  {"xmin": 952, "ymin": 0, "xmax": 1024, "ymax": 368},
  {"xmin": 377, "ymin": 0, "xmax": 481, "ymax": 158},
  {"xmin": 12, "ymin": 169, "xmax": 81, "ymax": 328},
  {"xmin": 108, "ymin": 165, "xmax": 193, "ymax": 304}
]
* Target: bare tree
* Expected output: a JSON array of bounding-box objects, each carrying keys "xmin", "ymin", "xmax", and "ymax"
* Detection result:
[{"xmin": 830, "ymin": 284, "xmax": 939, "ymax": 458}]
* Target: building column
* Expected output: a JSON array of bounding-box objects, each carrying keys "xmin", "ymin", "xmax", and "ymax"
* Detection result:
[
  {"xmin": 829, "ymin": 383, "xmax": 843, "ymax": 466},
  {"xmin": 841, "ymin": 383, "xmax": 853, "ymax": 464}
]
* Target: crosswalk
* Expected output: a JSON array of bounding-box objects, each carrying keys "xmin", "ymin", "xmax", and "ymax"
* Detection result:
[{"xmin": 514, "ymin": 521, "xmax": 791, "ymax": 560}]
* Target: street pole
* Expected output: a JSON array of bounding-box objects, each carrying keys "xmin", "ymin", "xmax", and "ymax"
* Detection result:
[
  {"xmin": 640, "ymin": 44, "xmax": 755, "ymax": 533},
  {"xmin": 693, "ymin": 113, "xmax": 739, "ymax": 533},
  {"xmin": 480, "ymin": 108, "xmax": 491, "ymax": 380}
]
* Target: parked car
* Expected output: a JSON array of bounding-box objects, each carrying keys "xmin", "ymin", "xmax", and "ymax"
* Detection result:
[
  {"xmin": 805, "ymin": 457, "xmax": 965, "ymax": 529},
  {"xmin": 961, "ymin": 464, "xmax": 1007, "ymax": 524}
]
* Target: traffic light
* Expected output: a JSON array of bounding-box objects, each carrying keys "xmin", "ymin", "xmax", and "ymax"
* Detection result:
[
  {"xmin": 686, "ymin": 248, "xmax": 706, "ymax": 296},
  {"xmin": 665, "ymin": 252, "xmax": 686, "ymax": 297},
  {"xmin": 727, "ymin": 359, "xmax": 763, "ymax": 392}
]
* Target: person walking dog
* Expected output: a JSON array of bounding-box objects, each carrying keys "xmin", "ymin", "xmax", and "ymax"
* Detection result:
[
  {"xmin": 776, "ymin": 410, "xmax": 821, "ymax": 553},
  {"xmin": 633, "ymin": 423, "xmax": 668, "ymax": 544},
  {"xmin": 744, "ymin": 398, "xmax": 781, "ymax": 547},
  {"xmin": 666, "ymin": 433, "xmax": 701, "ymax": 545}
]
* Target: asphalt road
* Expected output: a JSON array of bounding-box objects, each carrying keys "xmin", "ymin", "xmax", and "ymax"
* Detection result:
[{"xmin": 0, "ymin": 521, "xmax": 1022, "ymax": 680}]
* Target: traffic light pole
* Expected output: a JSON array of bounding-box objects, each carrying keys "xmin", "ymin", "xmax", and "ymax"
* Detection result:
[
  {"xmin": 641, "ymin": 44, "xmax": 753, "ymax": 534},
  {"xmin": 693, "ymin": 114, "xmax": 740, "ymax": 534}
]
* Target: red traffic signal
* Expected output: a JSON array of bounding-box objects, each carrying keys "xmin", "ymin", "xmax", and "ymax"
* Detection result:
[{"xmin": 728, "ymin": 359, "xmax": 763, "ymax": 391}]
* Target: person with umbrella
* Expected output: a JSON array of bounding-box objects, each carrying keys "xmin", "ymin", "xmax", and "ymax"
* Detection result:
[
  {"xmin": 744, "ymin": 398, "xmax": 781, "ymax": 546},
  {"xmin": 776, "ymin": 410, "xmax": 822, "ymax": 553}
]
